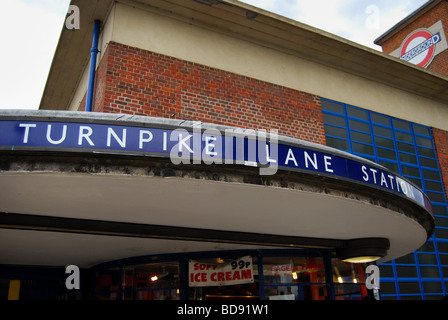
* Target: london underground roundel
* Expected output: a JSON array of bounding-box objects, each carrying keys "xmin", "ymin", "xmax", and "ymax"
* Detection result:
[{"xmin": 399, "ymin": 29, "xmax": 441, "ymax": 67}]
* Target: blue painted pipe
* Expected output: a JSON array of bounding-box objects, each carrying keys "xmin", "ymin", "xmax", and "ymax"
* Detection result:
[{"xmin": 85, "ymin": 20, "xmax": 101, "ymax": 112}]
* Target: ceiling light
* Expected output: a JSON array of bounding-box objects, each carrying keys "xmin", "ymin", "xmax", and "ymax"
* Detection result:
[
  {"xmin": 337, "ymin": 238, "xmax": 390, "ymax": 264},
  {"xmin": 342, "ymin": 256, "xmax": 382, "ymax": 263}
]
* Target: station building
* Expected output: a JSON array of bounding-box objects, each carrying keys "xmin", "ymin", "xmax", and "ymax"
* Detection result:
[{"xmin": 0, "ymin": 0, "xmax": 447, "ymax": 300}]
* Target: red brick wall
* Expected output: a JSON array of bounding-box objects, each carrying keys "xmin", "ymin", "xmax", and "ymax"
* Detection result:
[
  {"xmin": 91, "ymin": 41, "xmax": 326, "ymax": 145},
  {"xmin": 433, "ymin": 127, "xmax": 448, "ymax": 204},
  {"xmin": 88, "ymin": 42, "xmax": 448, "ymax": 196},
  {"xmin": 379, "ymin": 1, "xmax": 448, "ymax": 75}
]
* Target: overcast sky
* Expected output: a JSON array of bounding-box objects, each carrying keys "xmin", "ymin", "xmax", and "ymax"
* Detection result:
[{"xmin": 0, "ymin": 0, "xmax": 429, "ymax": 110}]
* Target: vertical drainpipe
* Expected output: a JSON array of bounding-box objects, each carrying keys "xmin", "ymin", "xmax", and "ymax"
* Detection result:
[{"xmin": 85, "ymin": 20, "xmax": 101, "ymax": 112}]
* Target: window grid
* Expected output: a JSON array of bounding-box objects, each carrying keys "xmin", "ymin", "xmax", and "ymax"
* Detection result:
[{"xmin": 321, "ymin": 98, "xmax": 448, "ymax": 300}]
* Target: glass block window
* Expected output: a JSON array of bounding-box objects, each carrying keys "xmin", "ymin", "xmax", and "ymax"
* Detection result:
[{"xmin": 321, "ymin": 98, "xmax": 448, "ymax": 300}]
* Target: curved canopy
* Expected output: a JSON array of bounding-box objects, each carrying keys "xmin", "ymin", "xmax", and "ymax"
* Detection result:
[{"xmin": 0, "ymin": 110, "xmax": 434, "ymax": 267}]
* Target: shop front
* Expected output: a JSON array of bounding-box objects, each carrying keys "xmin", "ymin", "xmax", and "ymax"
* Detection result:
[{"xmin": 92, "ymin": 249, "xmax": 369, "ymax": 301}]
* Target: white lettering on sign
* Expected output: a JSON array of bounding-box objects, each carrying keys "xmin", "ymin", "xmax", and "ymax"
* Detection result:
[
  {"xmin": 78, "ymin": 126, "xmax": 95, "ymax": 146},
  {"xmin": 19, "ymin": 123, "xmax": 36, "ymax": 143},
  {"xmin": 107, "ymin": 128, "xmax": 127, "ymax": 148},
  {"xmin": 47, "ymin": 124, "xmax": 67, "ymax": 145},
  {"xmin": 362, "ymin": 165, "xmax": 415, "ymax": 200},
  {"xmin": 139, "ymin": 130, "xmax": 153, "ymax": 149},
  {"xmin": 4, "ymin": 120, "xmax": 431, "ymax": 211}
]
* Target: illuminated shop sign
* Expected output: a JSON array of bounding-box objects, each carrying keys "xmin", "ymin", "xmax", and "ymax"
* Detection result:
[
  {"xmin": 189, "ymin": 256, "xmax": 254, "ymax": 287},
  {"xmin": 0, "ymin": 119, "xmax": 432, "ymax": 212}
]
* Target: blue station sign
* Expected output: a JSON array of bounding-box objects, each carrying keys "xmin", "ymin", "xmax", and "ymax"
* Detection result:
[{"xmin": 0, "ymin": 118, "xmax": 432, "ymax": 213}]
